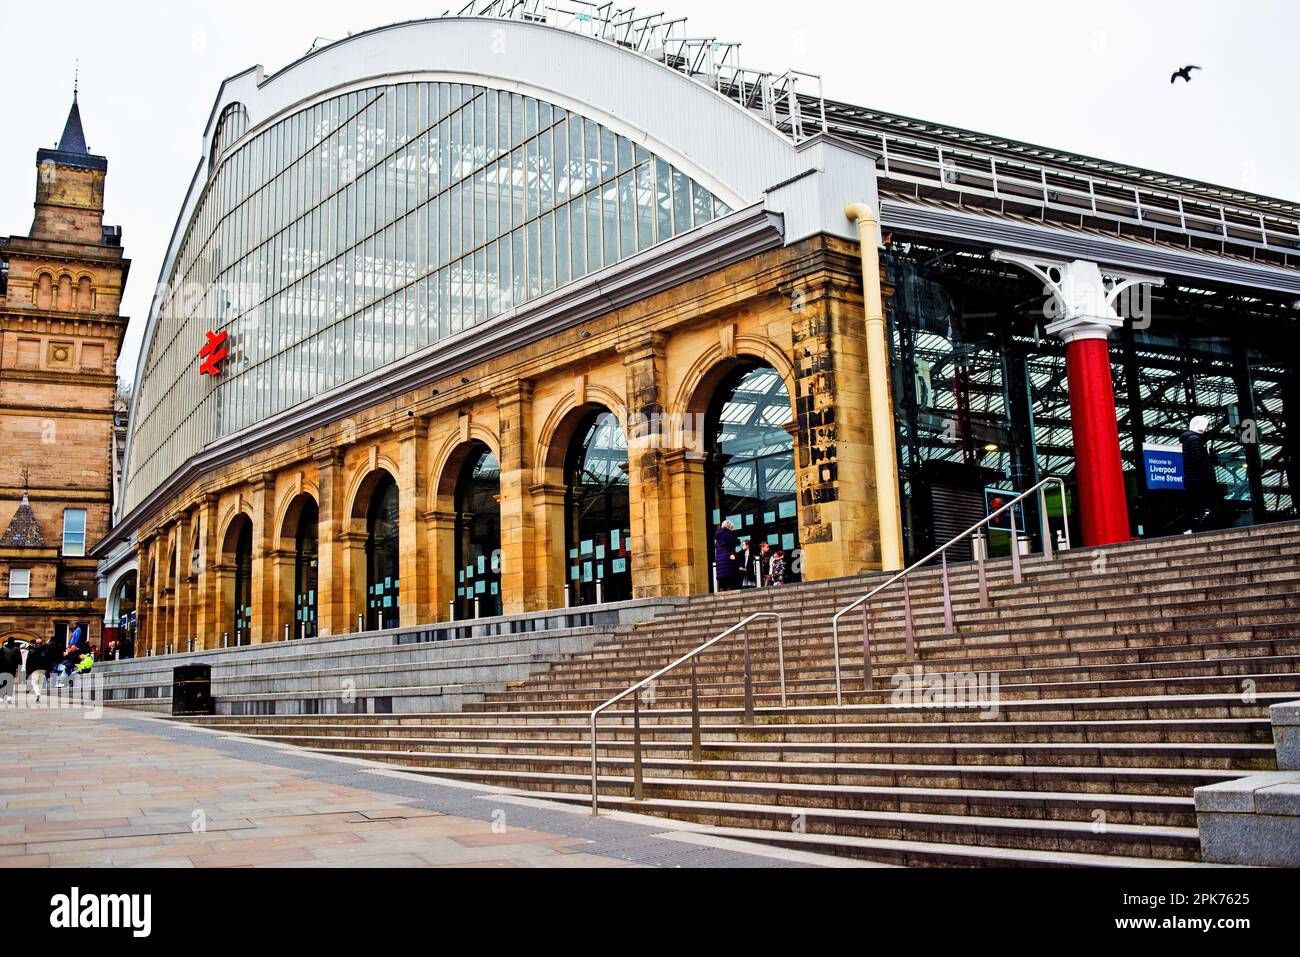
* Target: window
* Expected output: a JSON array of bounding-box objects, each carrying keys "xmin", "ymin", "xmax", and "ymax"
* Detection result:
[
  {"xmin": 8, "ymin": 568, "xmax": 31, "ymax": 600},
  {"xmin": 63, "ymin": 509, "xmax": 87, "ymax": 557}
]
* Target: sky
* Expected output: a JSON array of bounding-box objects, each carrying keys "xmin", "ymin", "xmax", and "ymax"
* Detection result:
[{"xmin": 3, "ymin": 0, "xmax": 1297, "ymax": 385}]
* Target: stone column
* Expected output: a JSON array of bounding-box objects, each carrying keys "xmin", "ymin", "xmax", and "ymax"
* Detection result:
[
  {"xmin": 398, "ymin": 417, "xmax": 432, "ymax": 627},
  {"xmin": 341, "ymin": 530, "xmax": 367, "ymax": 634},
  {"xmin": 494, "ymin": 381, "xmax": 536, "ymax": 614},
  {"xmin": 529, "ymin": 482, "xmax": 569, "ymax": 610},
  {"xmin": 664, "ymin": 449, "xmax": 709, "ymax": 596},
  {"xmin": 313, "ymin": 449, "xmax": 345, "ymax": 637},
  {"xmin": 195, "ymin": 493, "xmax": 221, "ymax": 650},
  {"xmin": 791, "ymin": 275, "xmax": 880, "ymax": 578},
  {"xmin": 618, "ymin": 332, "xmax": 674, "ymax": 598},
  {"xmin": 429, "ymin": 510, "xmax": 457, "ymax": 620},
  {"xmin": 247, "ymin": 477, "xmax": 276, "ymax": 644},
  {"xmin": 168, "ymin": 519, "xmax": 185, "ymax": 652}
]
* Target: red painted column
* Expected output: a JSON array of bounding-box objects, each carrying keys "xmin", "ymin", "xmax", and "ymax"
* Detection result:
[{"xmin": 1064, "ymin": 334, "xmax": 1131, "ymax": 547}]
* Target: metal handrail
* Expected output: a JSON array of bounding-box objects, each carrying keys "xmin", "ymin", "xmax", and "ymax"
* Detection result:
[
  {"xmin": 588, "ymin": 612, "xmax": 785, "ymax": 815},
  {"xmin": 830, "ymin": 477, "xmax": 1071, "ymax": 705}
]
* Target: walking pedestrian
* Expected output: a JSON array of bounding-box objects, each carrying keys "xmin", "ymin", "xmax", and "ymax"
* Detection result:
[
  {"xmin": 0, "ymin": 638, "xmax": 20, "ymax": 705},
  {"xmin": 1181, "ymin": 416, "xmax": 1218, "ymax": 534},
  {"xmin": 25, "ymin": 639, "xmax": 51, "ymax": 702}
]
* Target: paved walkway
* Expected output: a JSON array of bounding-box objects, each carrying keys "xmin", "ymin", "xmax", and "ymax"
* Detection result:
[{"xmin": 0, "ymin": 703, "xmax": 849, "ymax": 869}]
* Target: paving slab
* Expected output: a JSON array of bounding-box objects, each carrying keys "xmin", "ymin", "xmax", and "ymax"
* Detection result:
[{"xmin": 0, "ymin": 707, "xmax": 847, "ymax": 868}]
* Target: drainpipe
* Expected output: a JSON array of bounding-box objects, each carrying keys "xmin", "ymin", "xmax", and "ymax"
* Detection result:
[{"xmin": 845, "ymin": 203, "xmax": 905, "ymax": 572}]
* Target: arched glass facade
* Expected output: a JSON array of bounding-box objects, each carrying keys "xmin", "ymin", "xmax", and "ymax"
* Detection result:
[
  {"xmin": 706, "ymin": 364, "xmax": 799, "ymax": 586},
  {"xmin": 294, "ymin": 498, "xmax": 319, "ymax": 639},
  {"xmin": 126, "ymin": 81, "xmax": 731, "ymax": 514},
  {"xmin": 231, "ymin": 519, "xmax": 253, "ymax": 646},
  {"xmin": 366, "ymin": 474, "xmax": 400, "ymax": 631},
  {"xmin": 455, "ymin": 445, "xmax": 502, "ymax": 620},
  {"xmin": 566, "ymin": 411, "xmax": 631, "ymax": 605}
]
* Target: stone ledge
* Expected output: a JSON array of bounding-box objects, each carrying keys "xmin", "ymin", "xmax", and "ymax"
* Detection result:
[
  {"xmin": 1271, "ymin": 700, "xmax": 1300, "ymax": 770},
  {"xmin": 1194, "ymin": 700, "xmax": 1300, "ymax": 866}
]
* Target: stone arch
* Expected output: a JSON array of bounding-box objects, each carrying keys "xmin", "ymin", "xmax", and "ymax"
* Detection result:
[
  {"xmin": 345, "ymin": 465, "xmax": 401, "ymax": 631},
  {"xmin": 672, "ymin": 338, "xmax": 799, "ymax": 420},
  {"xmin": 274, "ymin": 485, "xmax": 321, "ymax": 548},
  {"xmin": 431, "ymin": 425, "xmax": 501, "ymax": 505},
  {"xmin": 277, "ymin": 490, "xmax": 321, "ymax": 641},
  {"xmin": 217, "ymin": 500, "xmax": 256, "ymax": 555},
  {"xmin": 533, "ymin": 386, "xmax": 626, "ymax": 486},
  {"xmin": 76, "ymin": 275, "xmax": 94, "ymax": 312},
  {"xmin": 35, "ymin": 271, "xmax": 54, "ymax": 310},
  {"xmin": 0, "ymin": 630, "xmax": 41, "ymax": 650},
  {"xmin": 218, "ymin": 509, "xmax": 255, "ymax": 646},
  {"xmin": 345, "ymin": 459, "xmax": 401, "ymax": 529}
]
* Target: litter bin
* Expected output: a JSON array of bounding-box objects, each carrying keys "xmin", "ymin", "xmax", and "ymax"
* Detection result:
[{"xmin": 172, "ymin": 664, "xmax": 214, "ymax": 716}]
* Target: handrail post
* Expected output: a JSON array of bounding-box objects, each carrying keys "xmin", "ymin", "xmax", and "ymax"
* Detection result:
[
  {"xmin": 742, "ymin": 624, "xmax": 754, "ymax": 725},
  {"xmin": 903, "ymin": 575, "xmax": 915, "ymax": 661},
  {"xmin": 832, "ymin": 618, "xmax": 844, "ymax": 707},
  {"xmin": 690, "ymin": 659, "xmax": 702, "ymax": 762},
  {"xmin": 1010, "ymin": 503, "xmax": 1023, "ymax": 584},
  {"xmin": 776, "ymin": 618, "xmax": 787, "ymax": 708},
  {"xmin": 862, "ymin": 607, "xmax": 873, "ymax": 691},
  {"xmin": 1039, "ymin": 485, "xmax": 1054, "ymax": 562},
  {"xmin": 977, "ymin": 539, "xmax": 989, "ymax": 608},
  {"xmin": 590, "ymin": 713, "xmax": 600, "ymax": 815},
  {"xmin": 632, "ymin": 691, "xmax": 644, "ymax": 801},
  {"xmin": 941, "ymin": 552, "xmax": 955, "ymax": 635}
]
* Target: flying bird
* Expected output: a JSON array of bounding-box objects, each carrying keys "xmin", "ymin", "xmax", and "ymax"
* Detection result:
[{"xmin": 1171, "ymin": 65, "xmax": 1201, "ymax": 84}]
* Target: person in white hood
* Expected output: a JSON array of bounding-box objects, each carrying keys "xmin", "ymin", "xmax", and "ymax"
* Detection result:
[{"xmin": 1180, "ymin": 416, "xmax": 1217, "ymax": 533}]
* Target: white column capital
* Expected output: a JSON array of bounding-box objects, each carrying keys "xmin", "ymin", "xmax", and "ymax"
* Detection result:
[{"xmin": 990, "ymin": 251, "xmax": 1164, "ymax": 344}]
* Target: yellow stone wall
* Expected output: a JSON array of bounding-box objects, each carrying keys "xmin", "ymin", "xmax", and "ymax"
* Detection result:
[{"xmin": 133, "ymin": 234, "xmax": 888, "ymax": 653}]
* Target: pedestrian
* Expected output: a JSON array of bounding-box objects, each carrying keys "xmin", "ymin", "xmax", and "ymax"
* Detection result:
[
  {"xmin": 25, "ymin": 639, "xmax": 50, "ymax": 702},
  {"xmin": 714, "ymin": 520, "xmax": 742, "ymax": 592},
  {"xmin": 768, "ymin": 549, "xmax": 788, "ymax": 587},
  {"xmin": 739, "ymin": 539, "xmax": 757, "ymax": 588},
  {"xmin": 1181, "ymin": 416, "xmax": 1218, "ymax": 534},
  {"xmin": 0, "ymin": 638, "xmax": 20, "ymax": 705},
  {"xmin": 757, "ymin": 542, "xmax": 773, "ymax": 587}
]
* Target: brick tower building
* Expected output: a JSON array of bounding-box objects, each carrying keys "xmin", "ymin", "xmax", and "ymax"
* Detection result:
[{"xmin": 0, "ymin": 90, "xmax": 130, "ymax": 653}]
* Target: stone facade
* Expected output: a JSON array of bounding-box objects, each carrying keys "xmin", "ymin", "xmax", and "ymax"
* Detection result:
[
  {"xmin": 0, "ymin": 95, "xmax": 129, "ymax": 651},
  {"xmin": 130, "ymin": 232, "xmax": 888, "ymax": 653}
]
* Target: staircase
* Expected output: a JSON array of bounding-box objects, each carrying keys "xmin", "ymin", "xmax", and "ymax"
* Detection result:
[{"xmin": 179, "ymin": 521, "xmax": 1300, "ymax": 867}]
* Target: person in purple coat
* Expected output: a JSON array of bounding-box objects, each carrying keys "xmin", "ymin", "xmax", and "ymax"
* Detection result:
[{"xmin": 714, "ymin": 520, "xmax": 742, "ymax": 592}]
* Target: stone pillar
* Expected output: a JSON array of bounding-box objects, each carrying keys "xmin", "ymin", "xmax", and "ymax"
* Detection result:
[
  {"xmin": 398, "ymin": 417, "xmax": 432, "ymax": 627},
  {"xmin": 172, "ymin": 516, "xmax": 190, "ymax": 650},
  {"xmin": 494, "ymin": 381, "xmax": 536, "ymax": 614},
  {"xmin": 429, "ymin": 510, "xmax": 457, "ymax": 620},
  {"xmin": 992, "ymin": 253, "xmax": 1163, "ymax": 548},
  {"xmin": 167, "ymin": 520, "xmax": 185, "ymax": 655},
  {"xmin": 248, "ymin": 478, "xmax": 276, "ymax": 643},
  {"xmin": 135, "ymin": 539, "xmax": 153, "ymax": 655},
  {"xmin": 194, "ymin": 493, "xmax": 220, "ymax": 650},
  {"xmin": 619, "ymin": 332, "xmax": 674, "ymax": 598},
  {"xmin": 314, "ymin": 449, "xmax": 345, "ymax": 637},
  {"xmin": 791, "ymin": 276, "xmax": 880, "ymax": 578},
  {"xmin": 341, "ymin": 530, "xmax": 367, "ymax": 634},
  {"xmin": 664, "ymin": 450, "xmax": 709, "ymax": 596},
  {"xmin": 530, "ymin": 483, "xmax": 568, "ymax": 611}
]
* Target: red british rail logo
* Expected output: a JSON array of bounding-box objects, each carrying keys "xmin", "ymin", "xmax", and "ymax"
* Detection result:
[{"xmin": 199, "ymin": 331, "xmax": 229, "ymax": 377}]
